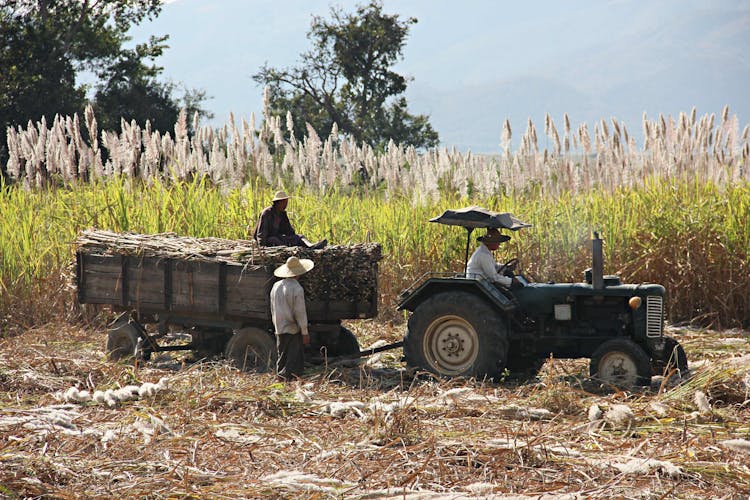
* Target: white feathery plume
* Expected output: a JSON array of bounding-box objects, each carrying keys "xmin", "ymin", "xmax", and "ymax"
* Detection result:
[
  {"xmin": 501, "ymin": 118, "xmax": 512, "ymax": 154},
  {"xmin": 330, "ymin": 122, "xmax": 339, "ymax": 142},
  {"xmin": 326, "ymin": 401, "xmax": 366, "ymax": 418},
  {"xmin": 659, "ymin": 114, "xmax": 667, "ymax": 140},
  {"xmin": 587, "ymin": 404, "xmax": 603, "ymax": 422},
  {"xmin": 295, "ymin": 388, "xmax": 314, "ymax": 403},
  {"xmin": 694, "ymin": 391, "xmax": 712, "ymax": 415},
  {"xmin": 286, "ymin": 110, "xmax": 294, "ymax": 134},
  {"xmin": 104, "ymin": 389, "xmax": 118, "ymax": 407},
  {"xmin": 114, "ymin": 385, "xmax": 140, "ymax": 402},
  {"xmin": 611, "ymin": 117, "xmax": 621, "ymax": 139},
  {"xmin": 550, "ymin": 117, "xmax": 561, "ymax": 155},
  {"xmin": 175, "ymin": 108, "xmax": 188, "ymax": 142},
  {"xmin": 649, "ymin": 401, "xmax": 669, "ymax": 418},
  {"xmin": 262, "ymin": 85, "xmax": 270, "ymax": 121},
  {"xmin": 600, "ymin": 118, "xmax": 609, "ymax": 139},
  {"xmin": 63, "ymin": 387, "xmax": 80, "ymax": 403},
  {"xmin": 720, "ymin": 439, "xmax": 750, "ymax": 454},
  {"xmin": 138, "ymin": 383, "xmax": 158, "ymax": 398},
  {"xmin": 466, "ymin": 483, "xmax": 496, "ymax": 495},
  {"xmin": 579, "ymin": 123, "xmax": 591, "ymax": 155},
  {"xmin": 612, "ymin": 458, "xmax": 682, "ymax": 477},
  {"xmin": 604, "ymin": 404, "xmax": 634, "ymax": 429},
  {"xmin": 92, "ymin": 390, "xmax": 106, "ymax": 404},
  {"xmin": 439, "ymin": 387, "xmax": 473, "ymax": 404},
  {"xmin": 6, "ymin": 127, "xmax": 21, "ymax": 178},
  {"xmin": 368, "ymin": 400, "xmax": 402, "ymax": 418}
]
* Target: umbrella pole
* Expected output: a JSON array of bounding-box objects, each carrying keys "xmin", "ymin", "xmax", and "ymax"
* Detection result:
[{"xmin": 464, "ymin": 227, "xmax": 474, "ymax": 273}]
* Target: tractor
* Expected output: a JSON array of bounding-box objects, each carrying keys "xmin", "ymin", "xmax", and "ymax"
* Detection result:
[{"xmin": 397, "ymin": 206, "xmax": 687, "ymax": 387}]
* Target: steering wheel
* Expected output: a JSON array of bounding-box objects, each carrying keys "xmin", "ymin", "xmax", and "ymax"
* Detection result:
[{"xmin": 502, "ymin": 258, "xmax": 519, "ymax": 277}]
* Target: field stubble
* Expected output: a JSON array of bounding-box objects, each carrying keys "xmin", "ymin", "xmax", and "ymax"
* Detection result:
[{"xmin": 0, "ymin": 320, "xmax": 748, "ymax": 498}]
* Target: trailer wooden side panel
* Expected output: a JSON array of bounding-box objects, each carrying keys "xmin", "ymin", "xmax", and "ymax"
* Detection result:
[
  {"xmin": 78, "ymin": 253, "xmax": 271, "ymax": 316},
  {"xmin": 76, "ymin": 253, "xmax": 125, "ymax": 305},
  {"xmin": 224, "ymin": 265, "xmax": 272, "ymax": 319},
  {"xmin": 125, "ymin": 257, "xmax": 166, "ymax": 309},
  {"xmin": 170, "ymin": 260, "xmax": 221, "ymax": 314},
  {"xmin": 77, "ymin": 248, "xmax": 377, "ymax": 323}
]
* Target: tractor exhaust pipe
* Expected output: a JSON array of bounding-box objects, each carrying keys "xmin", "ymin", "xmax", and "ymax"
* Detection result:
[{"xmin": 591, "ymin": 232, "xmax": 604, "ymax": 290}]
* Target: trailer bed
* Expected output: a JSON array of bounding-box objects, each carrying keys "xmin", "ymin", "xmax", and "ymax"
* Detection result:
[{"xmin": 75, "ymin": 230, "xmax": 381, "ymax": 323}]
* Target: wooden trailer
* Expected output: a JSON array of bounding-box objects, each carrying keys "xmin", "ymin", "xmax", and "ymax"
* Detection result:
[{"xmin": 74, "ymin": 230, "xmax": 381, "ymax": 372}]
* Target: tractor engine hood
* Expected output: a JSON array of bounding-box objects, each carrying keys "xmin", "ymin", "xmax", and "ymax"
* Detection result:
[{"xmin": 512, "ymin": 281, "xmax": 666, "ymax": 312}]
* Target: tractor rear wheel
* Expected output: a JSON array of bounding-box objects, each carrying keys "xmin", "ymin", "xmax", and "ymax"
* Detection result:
[
  {"xmin": 590, "ymin": 338, "xmax": 652, "ymax": 388},
  {"xmin": 404, "ymin": 291, "xmax": 508, "ymax": 380},
  {"xmin": 225, "ymin": 327, "xmax": 277, "ymax": 373}
]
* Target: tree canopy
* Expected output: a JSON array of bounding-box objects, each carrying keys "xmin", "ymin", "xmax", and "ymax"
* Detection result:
[
  {"xmin": 253, "ymin": 1, "xmax": 438, "ymax": 150},
  {"xmin": 0, "ymin": 0, "xmax": 210, "ymax": 176}
]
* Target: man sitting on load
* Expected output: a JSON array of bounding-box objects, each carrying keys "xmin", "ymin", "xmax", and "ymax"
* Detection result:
[
  {"xmin": 252, "ymin": 190, "xmax": 326, "ymax": 249},
  {"xmin": 466, "ymin": 228, "xmax": 520, "ymax": 287}
]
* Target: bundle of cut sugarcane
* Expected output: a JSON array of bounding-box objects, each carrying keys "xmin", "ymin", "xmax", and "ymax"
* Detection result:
[{"xmin": 75, "ymin": 229, "xmax": 382, "ymax": 302}]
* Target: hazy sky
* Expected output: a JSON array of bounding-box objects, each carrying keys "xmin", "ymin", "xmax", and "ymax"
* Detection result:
[{"xmin": 130, "ymin": 0, "xmax": 750, "ymax": 152}]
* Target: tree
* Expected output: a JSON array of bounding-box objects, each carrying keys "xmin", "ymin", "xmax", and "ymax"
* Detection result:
[
  {"xmin": 0, "ymin": 0, "xmax": 210, "ymax": 179},
  {"xmin": 253, "ymin": 1, "xmax": 438, "ymax": 150},
  {"xmin": 91, "ymin": 35, "xmax": 213, "ymax": 134}
]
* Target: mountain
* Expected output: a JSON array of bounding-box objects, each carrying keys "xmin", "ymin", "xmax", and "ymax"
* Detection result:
[{"xmin": 406, "ymin": 1, "xmax": 750, "ymax": 152}]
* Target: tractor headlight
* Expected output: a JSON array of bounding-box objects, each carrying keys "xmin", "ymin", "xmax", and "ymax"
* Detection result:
[{"xmin": 628, "ymin": 296, "xmax": 642, "ymax": 310}]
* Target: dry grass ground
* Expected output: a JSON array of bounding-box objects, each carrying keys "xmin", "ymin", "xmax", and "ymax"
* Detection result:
[{"xmin": 1, "ymin": 321, "xmax": 748, "ymax": 499}]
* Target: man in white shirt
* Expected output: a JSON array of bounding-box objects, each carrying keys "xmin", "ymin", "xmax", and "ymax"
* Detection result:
[
  {"xmin": 466, "ymin": 228, "xmax": 517, "ymax": 287},
  {"xmin": 270, "ymin": 256, "xmax": 314, "ymax": 380}
]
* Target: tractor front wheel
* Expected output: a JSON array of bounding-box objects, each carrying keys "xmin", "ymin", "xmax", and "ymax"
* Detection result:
[{"xmin": 590, "ymin": 338, "xmax": 652, "ymax": 388}]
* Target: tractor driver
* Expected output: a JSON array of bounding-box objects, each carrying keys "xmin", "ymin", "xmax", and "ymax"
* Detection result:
[{"xmin": 466, "ymin": 228, "xmax": 522, "ymax": 288}]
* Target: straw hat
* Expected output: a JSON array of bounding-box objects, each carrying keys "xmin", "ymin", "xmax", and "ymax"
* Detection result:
[
  {"xmin": 274, "ymin": 256, "xmax": 314, "ymax": 278},
  {"xmin": 272, "ymin": 190, "xmax": 290, "ymax": 202},
  {"xmin": 478, "ymin": 228, "xmax": 510, "ymax": 244}
]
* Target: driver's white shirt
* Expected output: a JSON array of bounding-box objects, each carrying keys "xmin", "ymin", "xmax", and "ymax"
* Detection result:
[{"xmin": 466, "ymin": 243, "xmax": 512, "ymax": 286}]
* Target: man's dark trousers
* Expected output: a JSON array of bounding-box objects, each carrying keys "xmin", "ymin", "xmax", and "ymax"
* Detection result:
[{"xmin": 277, "ymin": 333, "xmax": 304, "ymax": 380}]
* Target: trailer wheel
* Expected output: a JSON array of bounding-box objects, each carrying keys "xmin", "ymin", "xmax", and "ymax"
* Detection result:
[
  {"xmin": 332, "ymin": 327, "xmax": 360, "ymax": 356},
  {"xmin": 590, "ymin": 338, "xmax": 652, "ymax": 388},
  {"xmin": 506, "ymin": 356, "xmax": 547, "ymax": 380},
  {"xmin": 660, "ymin": 336, "xmax": 688, "ymax": 375},
  {"xmin": 106, "ymin": 318, "xmax": 142, "ymax": 361},
  {"xmin": 404, "ymin": 291, "xmax": 508, "ymax": 379},
  {"xmin": 225, "ymin": 327, "xmax": 277, "ymax": 373}
]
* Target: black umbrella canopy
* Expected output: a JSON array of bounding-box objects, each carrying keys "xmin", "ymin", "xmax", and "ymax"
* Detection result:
[{"xmin": 429, "ymin": 206, "xmax": 532, "ymax": 231}]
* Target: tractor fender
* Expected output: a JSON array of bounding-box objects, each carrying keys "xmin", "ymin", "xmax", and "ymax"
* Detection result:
[{"xmin": 397, "ymin": 276, "xmax": 517, "ymax": 314}]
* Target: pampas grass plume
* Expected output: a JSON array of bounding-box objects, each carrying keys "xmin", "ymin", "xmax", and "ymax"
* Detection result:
[{"xmin": 694, "ymin": 391, "xmax": 712, "ymax": 414}]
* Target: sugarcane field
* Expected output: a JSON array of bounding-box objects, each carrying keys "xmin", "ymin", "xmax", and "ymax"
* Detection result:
[{"xmin": 1, "ymin": 98, "xmax": 749, "ymax": 499}]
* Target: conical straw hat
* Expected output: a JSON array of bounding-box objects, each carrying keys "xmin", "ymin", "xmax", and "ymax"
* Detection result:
[{"xmin": 274, "ymin": 256, "xmax": 314, "ymax": 278}]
